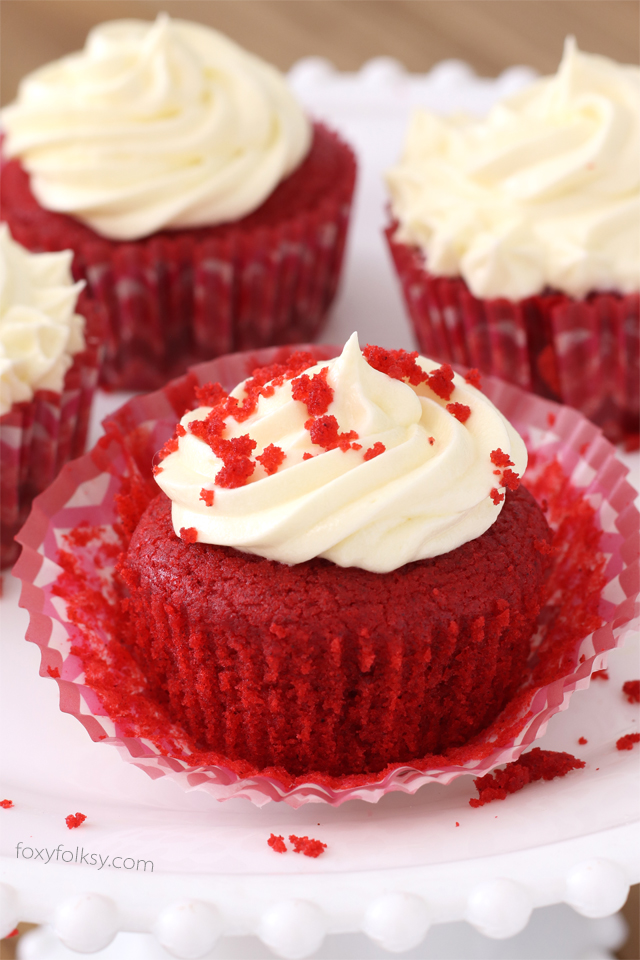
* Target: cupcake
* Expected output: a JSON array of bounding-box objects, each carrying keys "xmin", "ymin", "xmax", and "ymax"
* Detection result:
[
  {"xmin": 17, "ymin": 341, "xmax": 635, "ymax": 804},
  {"xmin": 385, "ymin": 38, "xmax": 639, "ymax": 445},
  {"xmin": 0, "ymin": 225, "xmax": 102, "ymax": 568},
  {"xmin": 1, "ymin": 15, "xmax": 356, "ymax": 391},
  {"xmin": 115, "ymin": 334, "xmax": 553, "ymax": 777}
]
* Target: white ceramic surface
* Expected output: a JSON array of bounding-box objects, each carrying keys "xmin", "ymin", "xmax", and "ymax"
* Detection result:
[{"xmin": 1, "ymin": 58, "xmax": 639, "ymax": 957}]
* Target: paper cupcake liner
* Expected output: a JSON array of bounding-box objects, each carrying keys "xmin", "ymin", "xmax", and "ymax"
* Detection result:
[
  {"xmin": 386, "ymin": 227, "xmax": 640, "ymax": 445},
  {"xmin": 0, "ymin": 295, "xmax": 104, "ymax": 569},
  {"xmin": 2, "ymin": 125, "xmax": 356, "ymax": 392},
  {"xmin": 14, "ymin": 346, "xmax": 639, "ymax": 807}
]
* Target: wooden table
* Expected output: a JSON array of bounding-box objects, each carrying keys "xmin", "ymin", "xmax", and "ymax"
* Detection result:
[{"xmin": 2, "ymin": 0, "xmax": 638, "ymax": 105}]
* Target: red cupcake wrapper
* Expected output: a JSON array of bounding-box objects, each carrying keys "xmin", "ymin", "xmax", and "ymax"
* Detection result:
[
  {"xmin": 2, "ymin": 125, "xmax": 356, "ymax": 392},
  {"xmin": 1, "ymin": 294, "xmax": 104, "ymax": 569},
  {"xmin": 13, "ymin": 346, "xmax": 639, "ymax": 806},
  {"xmin": 386, "ymin": 226, "xmax": 640, "ymax": 445}
]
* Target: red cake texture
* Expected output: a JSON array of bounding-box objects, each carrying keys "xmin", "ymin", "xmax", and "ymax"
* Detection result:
[
  {"xmin": 1, "ymin": 125, "xmax": 356, "ymax": 391},
  {"xmin": 65, "ymin": 812, "xmax": 87, "ymax": 829},
  {"xmin": 289, "ymin": 835, "xmax": 327, "ymax": 858},
  {"xmin": 469, "ymin": 748, "xmax": 585, "ymax": 807},
  {"xmin": 622, "ymin": 680, "xmax": 640, "ymax": 703},
  {"xmin": 117, "ymin": 483, "xmax": 552, "ymax": 778},
  {"xmin": 267, "ymin": 834, "xmax": 287, "ymax": 853},
  {"xmin": 616, "ymin": 733, "xmax": 640, "ymax": 751}
]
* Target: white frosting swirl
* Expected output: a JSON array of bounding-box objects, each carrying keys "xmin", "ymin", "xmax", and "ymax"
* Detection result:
[
  {"xmin": 1, "ymin": 15, "xmax": 312, "ymax": 240},
  {"xmin": 0, "ymin": 225, "xmax": 85, "ymax": 416},
  {"xmin": 387, "ymin": 38, "xmax": 640, "ymax": 300},
  {"xmin": 155, "ymin": 334, "xmax": 527, "ymax": 572}
]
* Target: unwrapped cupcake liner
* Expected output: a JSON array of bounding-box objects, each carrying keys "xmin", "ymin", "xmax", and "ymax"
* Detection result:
[
  {"xmin": 2, "ymin": 125, "xmax": 356, "ymax": 392},
  {"xmin": 14, "ymin": 345, "xmax": 639, "ymax": 807},
  {"xmin": 386, "ymin": 226, "xmax": 640, "ymax": 445},
  {"xmin": 1, "ymin": 294, "xmax": 104, "ymax": 569}
]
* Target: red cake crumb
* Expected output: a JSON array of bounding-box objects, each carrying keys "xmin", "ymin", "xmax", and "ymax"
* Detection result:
[
  {"xmin": 616, "ymin": 733, "xmax": 640, "ymax": 751},
  {"xmin": 490, "ymin": 488, "xmax": 504, "ymax": 505},
  {"xmin": 364, "ymin": 442, "xmax": 386, "ymax": 461},
  {"xmin": 490, "ymin": 449, "xmax": 514, "ymax": 468},
  {"xmin": 578, "ymin": 737, "xmax": 588, "ymax": 745},
  {"xmin": 199, "ymin": 488, "xmax": 215, "ymax": 507},
  {"xmin": 427, "ymin": 364, "xmax": 456, "ymax": 400},
  {"xmin": 469, "ymin": 748, "xmax": 585, "ymax": 807},
  {"xmin": 0, "ymin": 800, "xmax": 14, "ymax": 809},
  {"xmin": 533, "ymin": 537, "xmax": 555, "ymax": 555},
  {"xmin": 47, "ymin": 665, "xmax": 60, "ymax": 679},
  {"xmin": 362, "ymin": 345, "xmax": 426, "ymax": 385},
  {"xmin": 306, "ymin": 415, "xmax": 358, "ymax": 452},
  {"xmin": 291, "ymin": 367, "xmax": 334, "ymax": 416},
  {"xmin": 267, "ymin": 833, "xmax": 287, "ymax": 853},
  {"xmin": 65, "ymin": 812, "xmax": 87, "ymax": 829},
  {"xmin": 289, "ymin": 834, "xmax": 327, "ymax": 858},
  {"xmin": 428, "ymin": 436, "xmax": 435, "ymax": 445},
  {"xmin": 179, "ymin": 527, "xmax": 198, "ymax": 544},
  {"xmin": 547, "ymin": 412, "xmax": 556, "ymax": 427},
  {"xmin": 256, "ymin": 444, "xmax": 286, "ymax": 475},
  {"xmin": 6, "ymin": 928, "xmax": 18, "ymax": 938},
  {"xmin": 623, "ymin": 680, "xmax": 640, "ymax": 703},
  {"xmin": 195, "ymin": 381, "xmax": 228, "ymax": 408},
  {"xmin": 501, "ymin": 468, "xmax": 520, "ymax": 491},
  {"xmin": 302, "ymin": 452, "xmax": 314, "ymax": 460},
  {"xmin": 455, "ymin": 821, "xmax": 460, "ymax": 826},
  {"xmin": 465, "ymin": 369, "xmax": 482, "ymax": 390},
  {"xmin": 362, "ymin": 346, "xmax": 457, "ymax": 402},
  {"xmin": 579, "ymin": 441, "xmax": 590, "ymax": 456},
  {"xmin": 446, "ymin": 402, "xmax": 471, "ymax": 423},
  {"xmin": 592, "ymin": 669, "xmax": 609, "ymax": 681},
  {"xmin": 156, "ymin": 435, "xmax": 179, "ymax": 464}
]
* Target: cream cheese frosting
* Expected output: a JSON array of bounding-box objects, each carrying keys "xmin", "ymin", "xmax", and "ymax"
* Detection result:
[
  {"xmin": 0, "ymin": 225, "xmax": 85, "ymax": 416},
  {"xmin": 1, "ymin": 14, "xmax": 312, "ymax": 240},
  {"xmin": 155, "ymin": 334, "xmax": 527, "ymax": 572},
  {"xmin": 386, "ymin": 38, "xmax": 640, "ymax": 300}
]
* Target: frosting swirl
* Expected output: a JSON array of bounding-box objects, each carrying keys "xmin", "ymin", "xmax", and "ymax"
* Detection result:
[
  {"xmin": 0, "ymin": 225, "xmax": 85, "ymax": 416},
  {"xmin": 386, "ymin": 38, "xmax": 640, "ymax": 300},
  {"xmin": 155, "ymin": 334, "xmax": 527, "ymax": 572},
  {"xmin": 1, "ymin": 15, "xmax": 311, "ymax": 240}
]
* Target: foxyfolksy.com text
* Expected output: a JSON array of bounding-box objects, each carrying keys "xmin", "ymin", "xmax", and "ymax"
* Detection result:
[{"xmin": 15, "ymin": 842, "xmax": 153, "ymax": 871}]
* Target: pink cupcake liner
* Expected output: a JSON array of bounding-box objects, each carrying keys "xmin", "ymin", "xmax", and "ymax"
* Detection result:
[
  {"xmin": 1, "ymin": 294, "xmax": 104, "ymax": 569},
  {"xmin": 13, "ymin": 345, "xmax": 639, "ymax": 807},
  {"xmin": 386, "ymin": 226, "xmax": 640, "ymax": 445},
  {"xmin": 2, "ymin": 125, "xmax": 356, "ymax": 392}
]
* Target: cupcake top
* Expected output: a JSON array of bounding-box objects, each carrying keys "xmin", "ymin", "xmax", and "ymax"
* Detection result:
[
  {"xmin": 154, "ymin": 334, "xmax": 527, "ymax": 573},
  {"xmin": 386, "ymin": 37, "xmax": 640, "ymax": 300},
  {"xmin": 0, "ymin": 225, "xmax": 85, "ymax": 415},
  {"xmin": 1, "ymin": 14, "xmax": 311, "ymax": 240}
]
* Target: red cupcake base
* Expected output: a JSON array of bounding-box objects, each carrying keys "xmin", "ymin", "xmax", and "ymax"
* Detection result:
[{"xmin": 386, "ymin": 226, "xmax": 640, "ymax": 445}]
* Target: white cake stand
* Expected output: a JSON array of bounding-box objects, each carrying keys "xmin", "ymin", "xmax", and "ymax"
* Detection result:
[{"xmin": 1, "ymin": 59, "xmax": 639, "ymax": 960}]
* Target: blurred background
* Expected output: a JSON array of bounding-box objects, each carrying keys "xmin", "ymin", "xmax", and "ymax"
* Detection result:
[{"xmin": 1, "ymin": 2, "xmax": 638, "ymax": 959}]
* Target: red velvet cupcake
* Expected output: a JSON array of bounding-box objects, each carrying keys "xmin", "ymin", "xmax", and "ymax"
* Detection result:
[
  {"xmin": 385, "ymin": 41, "xmax": 639, "ymax": 444},
  {"xmin": 0, "ymin": 226, "xmax": 103, "ymax": 568},
  {"xmin": 16, "ymin": 341, "xmax": 635, "ymax": 804},
  {"xmin": 116, "ymin": 335, "xmax": 552, "ymax": 777},
  {"xmin": 1, "ymin": 17, "xmax": 356, "ymax": 391}
]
